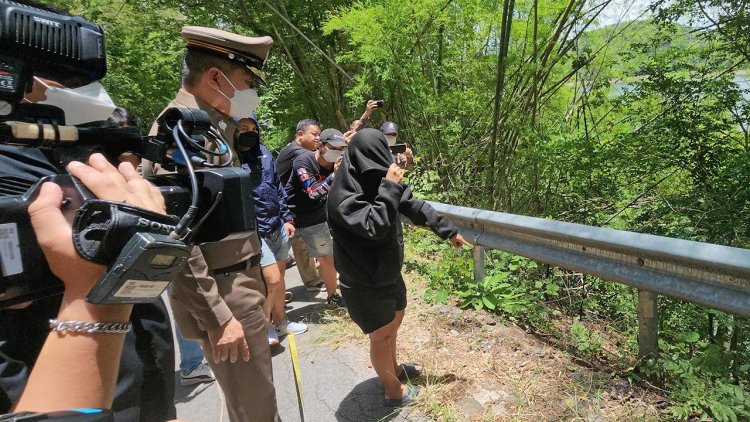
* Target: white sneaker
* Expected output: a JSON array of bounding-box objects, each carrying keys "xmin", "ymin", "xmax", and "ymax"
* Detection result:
[
  {"xmin": 268, "ymin": 324, "xmax": 280, "ymax": 346},
  {"xmin": 180, "ymin": 362, "xmax": 215, "ymax": 386},
  {"xmin": 276, "ymin": 320, "xmax": 308, "ymax": 335}
]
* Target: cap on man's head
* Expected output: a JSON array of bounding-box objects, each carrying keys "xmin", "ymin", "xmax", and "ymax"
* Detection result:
[
  {"xmin": 320, "ymin": 128, "xmax": 347, "ymax": 147},
  {"xmin": 182, "ymin": 26, "xmax": 273, "ymax": 85},
  {"xmin": 380, "ymin": 121, "xmax": 399, "ymax": 135}
]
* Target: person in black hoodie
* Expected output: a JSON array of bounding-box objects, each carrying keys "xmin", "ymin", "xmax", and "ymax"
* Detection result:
[{"xmin": 326, "ymin": 129, "xmax": 470, "ymax": 407}]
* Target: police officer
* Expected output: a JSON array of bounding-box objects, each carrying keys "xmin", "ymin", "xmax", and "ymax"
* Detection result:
[{"xmin": 145, "ymin": 26, "xmax": 279, "ymax": 421}]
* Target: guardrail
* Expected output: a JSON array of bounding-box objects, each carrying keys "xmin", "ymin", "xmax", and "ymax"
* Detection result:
[{"xmin": 426, "ymin": 201, "xmax": 750, "ymax": 358}]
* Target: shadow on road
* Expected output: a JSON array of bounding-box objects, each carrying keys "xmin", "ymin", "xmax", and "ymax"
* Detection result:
[{"xmin": 335, "ymin": 377, "xmax": 407, "ymax": 422}]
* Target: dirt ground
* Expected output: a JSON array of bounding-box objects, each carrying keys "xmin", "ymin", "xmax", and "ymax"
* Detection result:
[{"xmin": 320, "ymin": 272, "xmax": 669, "ymax": 421}]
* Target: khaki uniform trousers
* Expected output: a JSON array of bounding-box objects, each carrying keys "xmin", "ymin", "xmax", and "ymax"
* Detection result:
[
  {"xmin": 170, "ymin": 249, "xmax": 280, "ymax": 422},
  {"xmin": 291, "ymin": 233, "xmax": 320, "ymax": 287}
]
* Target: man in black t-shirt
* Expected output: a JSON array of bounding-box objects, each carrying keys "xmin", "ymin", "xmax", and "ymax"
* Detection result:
[
  {"xmin": 275, "ymin": 120, "xmax": 325, "ymax": 290},
  {"xmin": 287, "ymin": 128, "xmax": 348, "ymax": 308}
]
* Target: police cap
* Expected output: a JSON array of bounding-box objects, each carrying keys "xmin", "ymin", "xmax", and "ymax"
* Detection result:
[{"xmin": 182, "ymin": 26, "xmax": 273, "ymax": 85}]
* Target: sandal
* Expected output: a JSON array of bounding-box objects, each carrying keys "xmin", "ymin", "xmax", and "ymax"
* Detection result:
[
  {"xmin": 383, "ymin": 384, "xmax": 421, "ymax": 407},
  {"xmin": 396, "ymin": 363, "xmax": 422, "ymax": 383}
]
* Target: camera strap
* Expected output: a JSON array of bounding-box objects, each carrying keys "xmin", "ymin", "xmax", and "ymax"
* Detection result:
[{"xmin": 72, "ymin": 200, "xmax": 180, "ymax": 265}]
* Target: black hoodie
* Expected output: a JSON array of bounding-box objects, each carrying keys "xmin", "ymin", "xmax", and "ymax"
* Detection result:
[{"xmin": 326, "ymin": 129, "xmax": 458, "ymax": 287}]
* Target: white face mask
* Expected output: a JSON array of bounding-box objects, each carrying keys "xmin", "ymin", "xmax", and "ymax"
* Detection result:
[
  {"xmin": 36, "ymin": 78, "xmax": 116, "ymax": 125},
  {"xmin": 216, "ymin": 71, "xmax": 260, "ymax": 119},
  {"xmin": 322, "ymin": 147, "xmax": 344, "ymax": 163},
  {"xmin": 385, "ymin": 135, "xmax": 398, "ymax": 146}
]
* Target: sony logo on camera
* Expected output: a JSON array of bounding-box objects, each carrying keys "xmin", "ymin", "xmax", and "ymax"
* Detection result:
[
  {"xmin": 32, "ymin": 16, "xmax": 61, "ymax": 27},
  {"xmin": 136, "ymin": 217, "xmax": 176, "ymax": 234}
]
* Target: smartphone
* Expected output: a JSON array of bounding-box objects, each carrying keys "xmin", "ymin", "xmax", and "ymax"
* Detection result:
[
  {"xmin": 374, "ymin": 100, "xmax": 384, "ymax": 108},
  {"xmin": 389, "ymin": 143, "xmax": 406, "ymax": 154}
]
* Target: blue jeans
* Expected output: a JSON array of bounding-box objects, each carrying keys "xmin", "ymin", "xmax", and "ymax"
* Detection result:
[
  {"xmin": 260, "ymin": 223, "xmax": 291, "ymax": 267},
  {"xmin": 176, "ymin": 326, "xmax": 204, "ymax": 374}
]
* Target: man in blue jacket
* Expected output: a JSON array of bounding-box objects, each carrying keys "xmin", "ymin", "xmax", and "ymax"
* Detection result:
[{"xmin": 237, "ymin": 116, "xmax": 308, "ymax": 346}]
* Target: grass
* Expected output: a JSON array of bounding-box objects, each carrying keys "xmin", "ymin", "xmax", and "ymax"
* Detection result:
[{"xmin": 310, "ymin": 306, "xmax": 362, "ymax": 349}]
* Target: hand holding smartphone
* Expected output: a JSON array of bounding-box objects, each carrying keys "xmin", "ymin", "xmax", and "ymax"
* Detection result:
[{"xmin": 389, "ymin": 143, "xmax": 407, "ymax": 154}]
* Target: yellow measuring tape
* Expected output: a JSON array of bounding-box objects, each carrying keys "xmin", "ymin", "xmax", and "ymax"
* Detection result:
[{"xmin": 288, "ymin": 333, "xmax": 306, "ymax": 421}]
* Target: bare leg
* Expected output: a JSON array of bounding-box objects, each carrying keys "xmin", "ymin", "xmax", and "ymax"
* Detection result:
[
  {"xmin": 369, "ymin": 318, "xmax": 405, "ymax": 399},
  {"xmin": 391, "ymin": 309, "xmax": 405, "ymax": 374},
  {"xmin": 272, "ymin": 260, "xmax": 287, "ymax": 324},
  {"xmin": 317, "ymin": 255, "xmax": 338, "ymax": 296},
  {"xmin": 389, "ymin": 310, "xmax": 422, "ymax": 379},
  {"xmin": 262, "ymin": 263, "xmax": 282, "ymax": 325}
]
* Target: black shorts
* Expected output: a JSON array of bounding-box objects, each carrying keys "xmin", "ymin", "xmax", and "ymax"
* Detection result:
[{"xmin": 340, "ymin": 276, "xmax": 407, "ymax": 334}]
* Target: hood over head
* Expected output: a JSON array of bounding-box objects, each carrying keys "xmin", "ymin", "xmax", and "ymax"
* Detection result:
[{"xmin": 329, "ymin": 128, "xmax": 394, "ymax": 210}]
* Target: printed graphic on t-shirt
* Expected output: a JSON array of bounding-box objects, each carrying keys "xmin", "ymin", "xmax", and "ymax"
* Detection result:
[{"xmin": 297, "ymin": 167, "xmax": 332, "ymax": 200}]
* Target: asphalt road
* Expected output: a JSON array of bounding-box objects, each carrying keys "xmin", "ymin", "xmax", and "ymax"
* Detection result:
[{"xmin": 171, "ymin": 265, "xmax": 428, "ymax": 422}]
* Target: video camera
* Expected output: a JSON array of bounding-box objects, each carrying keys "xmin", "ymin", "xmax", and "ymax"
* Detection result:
[{"xmin": 0, "ymin": 1, "xmax": 256, "ymax": 309}]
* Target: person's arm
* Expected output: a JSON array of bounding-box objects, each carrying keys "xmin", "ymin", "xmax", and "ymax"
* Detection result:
[
  {"xmin": 357, "ymin": 100, "xmax": 379, "ymax": 128},
  {"xmin": 171, "ymin": 248, "xmax": 229, "ymax": 315},
  {"xmin": 330, "ymin": 164, "xmax": 404, "ymax": 240},
  {"xmin": 398, "ymin": 181, "xmax": 471, "ymax": 247},
  {"xmin": 14, "ymin": 153, "xmax": 165, "ymax": 412},
  {"xmin": 294, "ymin": 156, "xmax": 334, "ymax": 203},
  {"xmin": 170, "ymin": 246, "xmax": 249, "ymax": 365},
  {"xmin": 402, "ymin": 147, "xmax": 415, "ymax": 171},
  {"xmin": 272, "ymin": 157, "xmax": 295, "ymax": 238}
]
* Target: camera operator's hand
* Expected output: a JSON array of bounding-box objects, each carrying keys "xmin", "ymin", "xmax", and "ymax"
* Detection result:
[
  {"xmin": 449, "ymin": 233, "xmax": 472, "ymax": 249},
  {"xmin": 28, "ymin": 153, "xmax": 165, "ymax": 300},
  {"xmin": 385, "ymin": 163, "xmax": 404, "ymax": 184},
  {"xmin": 284, "ymin": 221, "xmax": 295, "ymax": 239},
  {"xmin": 17, "ymin": 153, "xmax": 167, "ymax": 413},
  {"xmin": 206, "ymin": 316, "xmax": 251, "ymax": 364}
]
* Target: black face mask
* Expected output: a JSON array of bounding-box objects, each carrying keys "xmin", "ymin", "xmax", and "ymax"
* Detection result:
[{"xmin": 237, "ymin": 131, "xmax": 260, "ymax": 150}]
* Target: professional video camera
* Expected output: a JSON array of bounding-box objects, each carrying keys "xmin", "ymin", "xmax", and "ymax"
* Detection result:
[{"xmin": 0, "ymin": 1, "xmax": 256, "ymax": 309}]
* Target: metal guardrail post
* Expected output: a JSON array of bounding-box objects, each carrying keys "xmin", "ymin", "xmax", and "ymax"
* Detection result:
[
  {"xmin": 473, "ymin": 245, "xmax": 486, "ymax": 282},
  {"xmin": 637, "ymin": 290, "xmax": 659, "ymax": 359}
]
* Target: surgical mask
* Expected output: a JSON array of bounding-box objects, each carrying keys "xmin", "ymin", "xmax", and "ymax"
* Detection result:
[
  {"xmin": 322, "ymin": 147, "xmax": 344, "ymax": 162},
  {"xmin": 385, "ymin": 135, "xmax": 397, "ymax": 146},
  {"xmin": 36, "ymin": 78, "xmax": 116, "ymax": 125},
  {"xmin": 215, "ymin": 71, "xmax": 260, "ymax": 119},
  {"xmin": 237, "ymin": 131, "xmax": 259, "ymax": 150}
]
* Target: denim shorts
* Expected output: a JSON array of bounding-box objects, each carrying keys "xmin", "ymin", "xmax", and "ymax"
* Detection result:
[
  {"xmin": 297, "ymin": 221, "xmax": 334, "ymax": 258},
  {"xmin": 259, "ymin": 223, "xmax": 291, "ymax": 267}
]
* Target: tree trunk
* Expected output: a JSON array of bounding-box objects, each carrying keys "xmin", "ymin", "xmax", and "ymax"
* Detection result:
[{"xmin": 487, "ymin": 0, "xmax": 515, "ymax": 203}]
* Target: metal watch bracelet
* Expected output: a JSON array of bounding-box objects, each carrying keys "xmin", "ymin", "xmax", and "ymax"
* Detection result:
[{"xmin": 49, "ymin": 319, "xmax": 132, "ymax": 334}]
